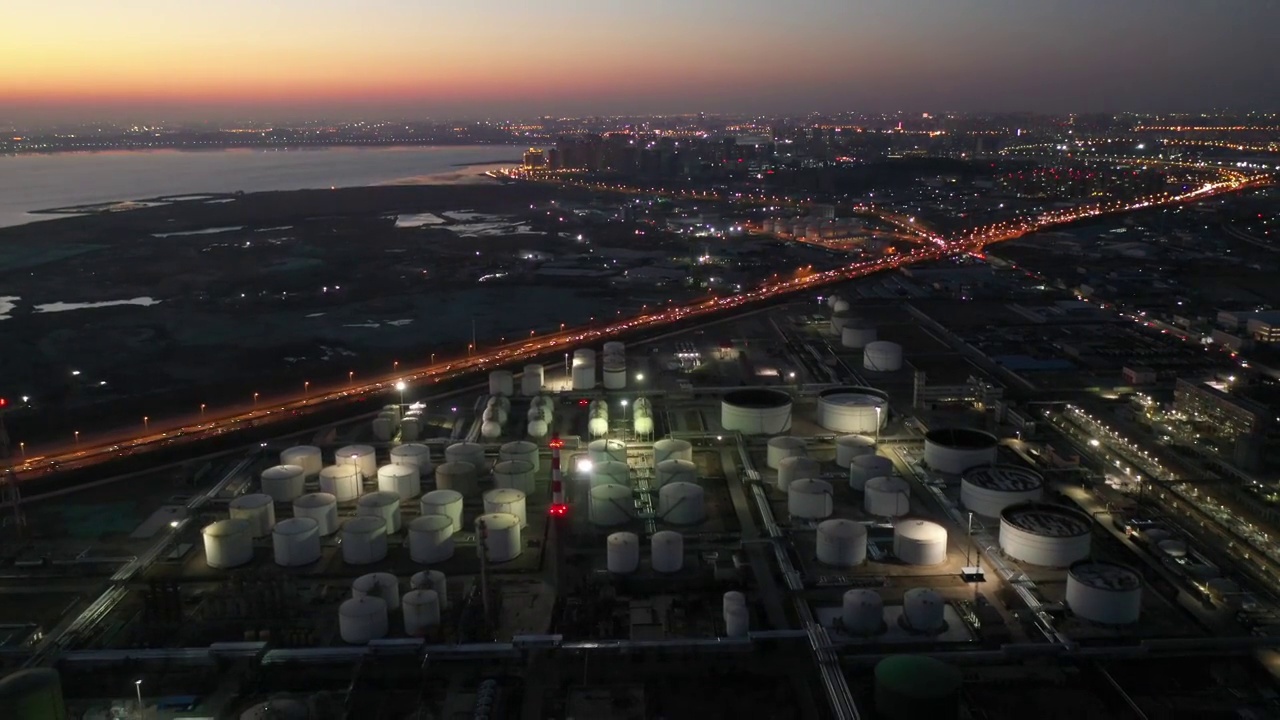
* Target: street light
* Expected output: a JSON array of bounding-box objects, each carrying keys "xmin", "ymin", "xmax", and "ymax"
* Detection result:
[
  {"xmin": 304, "ymin": 381, "xmax": 310, "ymax": 399},
  {"xmin": 395, "ymin": 380, "xmax": 407, "ymax": 408},
  {"xmin": 135, "ymin": 679, "xmax": 143, "ymax": 719},
  {"xmin": 143, "ymin": 416, "xmax": 149, "ymax": 430},
  {"xmin": 200, "ymin": 403, "xmax": 206, "ymax": 417},
  {"xmin": 74, "ymin": 431, "xmax": 79, "ymax": 445},
  {"xmin": 874, "ymin": 405, "xmax": 882, "ymax": 445},
  {"xmin": 253, "ymin": 392, "xmax": 259, "ymax": 407},
  {"xmin": 636, "ymin": 373, "xmax": 645, "ymax": 382},
  {"xmin": 19, "ymin": 442, "xmax": 25, "ymax": 460},
  {"xmin": 348, "ymin": 371, "xmax": 354, "ymax": 386}
]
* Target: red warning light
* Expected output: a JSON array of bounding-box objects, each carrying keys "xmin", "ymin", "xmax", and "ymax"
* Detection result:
[
  {"xmin": 549, "ymin": 504, "xmax": 569, "ymax": 517},
  {"xmin": 549, "ymin": 437, "xmax": 564, "ymax": 449},
  {"xmin": 0, "ymin": 398, "xmax": 7, "ymax": 407},
  {"xmin": 578, "ymin": 399, "xmax": 589, "ymax": 406}
]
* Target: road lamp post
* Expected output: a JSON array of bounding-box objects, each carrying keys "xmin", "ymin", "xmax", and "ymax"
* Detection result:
[
  {"xmin": 143, "ymin": 416, "xmax": 149, "ymax": 431},
  {"xmin": 620, "ymin": 399, "xmax": 629, "ymax": 438},
  {"xmin": 74, "ymin": 431, "xmax": 79, "ymax": 446},
  {"xmin": 304, "ymin": 381, "xmax": 310, "ymax": 400},
  {"xmin": 253, "ymin": 392, "xmax": 259, "ymax": 407},
  {"xmin": 396, "ymin": 381, "xmax": 406, "ymax": 410},
  {"xmin": 430, "ymin": 353, "xmax": 436, "ymax": 365},
  {"xmin": 874, "ymin": 405, "xmax": 882, "ymax": 445},
  {"xmin": 19, "ymin": 442, "xmax": 25, "ymax": 460},
  {"xmin": 200, "ymin": 403, "xmax": 206, "ymax": 418},
  {"xmin": 348, "ymin": 371, "xmax": 354, "ymax": 387},
  {"xmin": 135, "ymin": 679, "xmax": 143, "ymax": 719}
]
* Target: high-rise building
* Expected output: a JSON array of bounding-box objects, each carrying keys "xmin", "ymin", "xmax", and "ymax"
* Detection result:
[{"xmin": 522, "ymin": 148, "xmax": 546, "ymax": 169}]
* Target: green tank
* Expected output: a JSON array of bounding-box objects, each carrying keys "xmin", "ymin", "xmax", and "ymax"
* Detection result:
[
  {"xmin": 874, "ymin": 654, "xmax": 962, "ymax": 720},
  {"xmin": 0, "ymin": 668, "xmax": 66, "ymax": 720}
]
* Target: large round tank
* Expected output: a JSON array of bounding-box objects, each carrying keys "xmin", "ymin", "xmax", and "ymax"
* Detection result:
[
  {"xmin": 499, "ymin": 440, "xmax": 540, "ymax": 471},
  {"xmin": 588, "ymin": 439, "xmax": 627, "ymax": 464},
  {"xmin": 272, "ymin": 517, "xmax": 321, "ymax": 567},
  {"xmin": 402, "ymin": 589, "xmax": 442, "ymax": 636},
  {"xmin": 863, "ymin": 341, "xmax": 904, "ymax": 372},
  {"xmin": 653, "ymin": 438, "xmax": 694, "ymax": 465},
  {"xmin": 849, "ymin": 454, "xmax": 894, "ymax": 491},
  {"xmin": 864, "ymin": 476, "xmax": 911, "ymax": 517},
  {"xmin": 352, "ymin": 572, "xmax": 400, "ymax": 610},
  {"xmin": 874, "ymin": 655, "xmax": 962, "ymax": 720},
  {"xmin": 293, "ymin": 492, "xmax": 338, "ymax": 535},
  {"xmin": 650, "ymin": 530, "xmax": 684, "ymax": 573},
  {"xmin": 410, "ymin": 569, "xmax": 449, "ymax": 609},
  {"xmin": 1066, "ymin": 561, "xmax": 1142, "ymax": 625},
  {"xmin": 336, "ymin": 444, "xmax": 377, "ymax": 479},
  {"xmin": 602, "ymin": 363, "xmax": 627, "ymax": 390},
  {"xmin": 338, "ymin": 596, "xmax": 388, "ymax": 644},
  {"xmin": 722, "ymin": 389, "xmax": 792, "ymax": 434},
  {"xmin": 372, "ymin": 416, "xmax": 394, "ymax": 442},
  {"xmin": 408, "ymin": 514, "xmax": 456, "ymax": 564},
  {"xmin": 203, "ymin": 519, "xmax": 254, "ymax": 569},
  {"xmin": 445, "ymin": 442, "xmax": 485, "ymax": 471},
  {"xmin": 377, "ymin": 463, "xmax": 420, "ymax": 500},
  {"xmin": 999, "ymin": 502, "xmax": 1092, "ymax": 567},
  {"xmin": 389, "ymin": 443, "xmax": 433, "ymax": 473},
  {"xmin": 842, "ymin": 589, "xmax": 884, "ymax": 636},
  {"xmin": 572, "ymin": 364, "xmax": 596, "ymax": 390},
  {"xmin": 420, "ymin": 489, "xmax": 464, "ymax": 533},
  {"xmin": 573, "ymin": 348, "xmax": 596, "ymax": 366},
  {"xmin": 924, "ymin": 428, "xmax": 998, "ymax": 475},
  {"xmin": 603, "ymin": 341, "xmax": 626, "ymax": 358},
  {"xmin": 493, "ymin": 460, "xmax": 536, "ymax": 494},
  {"xmin": 606, "ymin": 532, "xmax": 640, "ymax": 574},
  {"xmin": 841, "ymin": 323, "xmax": 877, "ymax": 349},
  {"xmin": 788, "ymin": 478, "xmax": 833, "ymax": 519},
  {"xmin": 280, "ymin": 445, "xmax": 323, "ymax": 477},
  {"xmin": 587, "ymin": 416, "xmax": 608, "ymax": 437},
  {"xmin": 835, "ymin": 435, "xmax": 876, "ymax": 468},
  {"xmin": 229, "ymin": 493, "xmax": 276, "ymax": 537},
  {"xmin": 816, "ymin": 387, "xmax": 890, "ymax": 434},
  {"xmin": 590, "ymin": 460, "xmax": 631, "ymax": 487},
  {"xmin": 893, "ymin": 519, "xmax": 949, "ymax": 565},
  {"xmin": 589, "ymin": 484, "xmax": 635, "ymax": 526},
  {"xmin": 766, "ymin": 436, "xmax": 807, "ymax": 469},
  {"xmin": 777, "ymin": 456, "xmax": 820, "ymax": 491},
  {"xmin": 476, "ymin": 513, "xmax": 522, "ymax": 563},
  {"xmin": 341, "ymin": 516, "xmax": 388, "ymax": 565},
  {"xmin": 901, "ymin": 588, "xmax": 946, "ymax": 634},
  {"xmin": 484, "ymin": 488, "xmax": 528, "ymax": 528},
  {"xmin": 260, "ymin": 464, "xmax": 306, "ymax": 502},
  {"xmin": 724, "ymin": 605, "xmax": 750, "ymax": 638},
  {"xmin": 400, "ymin": 416, "xmax": 421, "ymax": 441},
  {"xmin": 357, "ymin": 491, "xmax": 402, "ymax": 534},
  {"xmin": 658, "ymin": 482, "xmax": 705, "ymax": 525},
  {"xmin": 319, "ymin": 465, "xmax": 361, "ymax": 502},
  {"xmin": 0, "ymin": 669, "xmax": 66, "ymax": 720},
  {"xmin": 521, "ymin": 364, "xmax": 545, "ymax": 396},
  {"xmin": 488, "ymin": 370, "xmax": 514, "ymax": 397},
  {"xmin": 528, "ymin": 419, "xmax": 550, "ymax": 438},
  {"xmin": 435, "ymin": 461, "xmax": 479, "ymax": 496},
  {"xmin": 817, "ymin": 519, "xmax": 868, "ymax": 566},
  {"xmin": 655, "ymin": 459, "xmax": 696, "ymax": 489},
  {"xmin": 961, "ymin": 465, "xmax": 1044, "ymax": 517}
]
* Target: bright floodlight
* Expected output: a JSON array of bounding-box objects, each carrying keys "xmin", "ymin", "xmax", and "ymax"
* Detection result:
[
  {"xmin": 395, "ymin": 381, "xmax": 406, "ymax": 391},
  {"xmin": 576, "ymin": 458, "xmax": 594, "ymax": 474}
]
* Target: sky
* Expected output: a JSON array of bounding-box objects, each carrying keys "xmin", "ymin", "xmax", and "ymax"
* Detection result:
[{"xmin": 3, "ymin": 0, "xmax": 1279, "ymax": 123}]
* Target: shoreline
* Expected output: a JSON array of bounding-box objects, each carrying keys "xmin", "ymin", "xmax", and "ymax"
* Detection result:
[{"xmin": 0, "ymin": 140, "xmax": 530, "ymax": 159}]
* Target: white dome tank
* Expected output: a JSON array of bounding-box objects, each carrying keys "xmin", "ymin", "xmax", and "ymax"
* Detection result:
[
  {"xmin": 319, "ymin": 465, "xmax": 361, "ymax": 502},
  {"xmin": 788, "ymin": 478, "xmax": 833, "ymax": 519},
  {"xmin": 389, "ymin": 443, "xmax": 433, "ymax": 473},
  {"xmin": 229, "ymin": 493, "xmax": 276, "ymax": 537},
  {"xmin": 841, "ymin": 324, "xmax": 877, "ymax": 349},
  {"xmin": 588, "ymin": 439, "xmax": 627, "ymax": 464},
  {"xmin": 655, "ymin": 459, "xmax": 696, "ymax": 489},
  {"xmin": 849, "ymin": 454, "xmax": 894, "ymax": 491},
  {"xmin": 633, "ymin": 414, "xmax": 655, "ymax": 437},
  {"xmin": 260, "ymin": 464, "xmax": 306, "ymax": 502},
  {"xmin": 336, "ymin": 444, "xmax": 377, "ymax": 479},
  {"xmin": 488, "ymin": 394, "xmax": 512, "ymax": 413},
  {"xmin": 475, "ymin": 512, "xmax": 522, "ymax": 563},
  {"xmin": 280, "ymin": 446, "xmax": 323, "ymax": 477},
  {"xmin": 203, "ymin": 519, "xmax": 254, "ymax": 569},
  {"xmin": 493, "ymin": 460, "xmax": 536, "ymax": 494},
  {"xmin": 293, "ymin": 492, "xmax": 338, "ymax": 535},
  {"xmin": 724, "ymin": 605, "xmax": 750, "ymax": 638},
  {"xmin": 499, "ymin": 440, "xmax": 540, "ymax": 471},
  {"xmin": 606, "ymin": 532, "xmax": 640, "ymax": 573},
  {"xmin": 531, "ymin": 395, "xmax": 555, "ymax": 413},
  {"xmin": 924, "ymin": 428, "xmax": 998, "ymax": 475},
  {"xmin": 377, "ymin": 463, "xmax": 420, "ymax": 500},
  {"xmin": 901, "ymin": 588, "xmax": 946, "ymax": 634},
  {"xmin": 481, "ymin": 421, "xmax": 503, "ymax": 440},
  {"xmin": 338, "ymin": 596, "xmax": 388, "ymax": 644},
  {"xmin": 777, "ymin": 456, "xmax": 820, "ymax": 491},
  {"xmin": 483, "ymin": 488, "xmax": 528, "ymax": 528},
  {"xmin": 999, "ymin": 502, "xmax": 1092, "ymax": 567},
  {"xmin": 410, "ymin": 569, "xmax": 449, "ymax": 609},
  {"xmin": 352, "ymin": 572, "xmax": 400, "ymax": 610},
  {"xmin": 590, "ymin": 460, "xmax": 630, "ymax": 487},
  {"xmin": 835, "ymin": 435, "xmax": 876, "ymax": 469},
  {"xmin": 650, "ymin": 530, "xmax": 684, "ymax": 573},
  {"xmin": 341, "ymin": 516, "xmax": 388, "ymax": 565},
  {"xmin": 816, "ymin": 388, "xmax": 889, "ymax": 434},
  {"xmin": 587, "ymin": 416, "xmax": 608, "ymax": 437},
  {"xmin": 488, "ymin": 370, "xmax": 514, "ymax": 397},
  {"xmin": 408, "ymin": 514, "xmax": 455, "ymax": 564},
  {"xmin": 402, "ymin": 589, "xmax": 442, "ymax": 636},
  {"xmin": 864, "ymin": 476, "xmax": 911, "ymax": 517},
  {"xmin": 653, "ymin": 438, "xmax": 694, "ymax": 465},
  {"xmin": 400, "ymin": 416, "xmax": 421, "ymax": 441},
  {"xmin": 589, "ymin": 484, "xmax": 635, "ymax": 526},
  {"xmin": 863, "ymin": 341, "xmax": 903, "ymax": 372},
  {"xmin": 445, "ymin": 442, "xmax": 485, "ymax": 471},
  {"xmin": 893, "ymin": 519, "xmax": 949, "ymax": 565},
  {"xmin": 832, "ymin": 298, "xmax": 851, "ymax": 313},
  {"xmin": 1066, "ymin": 561, "xmax": 1142, "ymax": 625},
  {"xmin": 842, "ymin": 589, "xmax": 884, "ymax": 636},
  {"xmin": 272, "ymin": 517, "xmax": 321, "ymax": 567},
  {"xmin": 420, "ymin": 489, "xmax": 464, "ymax": 533},
  {"xmin": 528, "ymin": 419, "xmax": 550, "ymax": 438},
  {"xmin": 816, "ymin": 519, "xmax": 868, "ymax": 566},
  {"xmin": 435, "ymin": 461, "xmax": 479, "ymax": 496},
  {"xmin": 658, "ymin": 482, "xmax": 705, "ymax": 525},
  {"xmin": 961, "ymin": 465, "xmax": 1044, "ymax": 517},
  {"xmin": 521, "ymin": 364, "xmax": 544, "ymax": 396},
  {"xmin": 722, "ymin": 389, "xmax": 792, "ymax": 435},
  {"xmin": 766, "ymin": 436, "xmax": 807, "ymax": 469},
  {"xmin": 357, "ymin": 491, "xmax": 402, "ymax": 534},
  {"xmin": 372, "ymin": 416, "xmax": 394, "ymax": 442},
  {"xmin": 572, "ymin": 364, "xmax": 596, "ymax": 390}
]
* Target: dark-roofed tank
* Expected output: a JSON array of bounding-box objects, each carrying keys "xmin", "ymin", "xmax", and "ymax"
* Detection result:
[
  {"xmin": 0, "ymin": 668, "xmax": 66, "ymax": 720},
  {"xmin": 874, "ymin": 654, "xmax": 961, "ymax": 720}
]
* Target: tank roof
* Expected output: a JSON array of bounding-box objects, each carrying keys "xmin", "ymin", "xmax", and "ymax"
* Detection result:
[
  {"xmin": 1001, "ymin": 502, "xmax": 1091, "ymax": 537},
  {"xmin": 818, "ymin": 386, "xmax": 890, "ymax": 404},
  {"xmin": 724, "ymin": 388, "xmax": 792, "ymax": 408},
  {"xmin": 925, "ymin": 427, "xmax": 998, "ymax": 449},
  {"xmin": 1068, "ymin": 561, "xmax": 1142, "ymax": 591},
  {"xmin": 962, "ymin": 465, "xmax": 1044, "ymax": 492}
]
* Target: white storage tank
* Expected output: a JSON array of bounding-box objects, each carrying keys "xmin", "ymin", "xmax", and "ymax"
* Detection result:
[
  {"xmin": 377, "ymin": 463, "xmax": 420, "ymax": 500},
  {"xmin": 961, "ymin": 465, "xmax": 1044, "ymax": 517},
  {"xmin": 606, "ymin": 532, "xmax": 640, "ymax": 574},
  {"xmin": 319, "ymin": 465, "xmax": 361, "ymax": 502},
  {"xmin": 420, "ymin": 489, "xmax": 464, "ymax": 533},
  {"xmin": 521, "ymin": 364, "xmax": 545, "ymax": 396},
  {"xmin": 901, "ymin": 588, "xmax": 946, "ymax": 634},
  {"xmin": 831, "ymin": 309, "xmax": 856, "ymax": 333},
  {"xmin": 723, "ymin": 590, "xmax": 747, "ymax": 614},
  {"xmin": 788, "ymin": 478, "xmax": 833, "ymax": 519},
  {"xmin": 589, "ymin": 484, "xmax": 635, "ymax": 526},
  {"xmin": 293, "ymin": 492, "xmax": 339, "ymax": 535},
  {"xmin": 766, "ymin": 436, "xmax": 807, "ymax": 469},
  {"xmin": 588, "ymin": 439, "xmax": 627, "ymax": 464},
  {"xmin": 389, "ymin": 443, "xmax": 433, "ymax": 473},
  {"xmin": 923, "ymin": 428, "xmax": 998, "ymax": 475},
  {"xmin": 721, "ymin": 389, "xmax": 792, "ymax": 435},
  {"xmin": 229, "ymin": 493, "xmax": 276, "ymax": 537},
  {"xmin": 863, "ymin": 341, "xmax": 903, "ymax": 372},
  {"xmin": 816, "ymin": 519, "xmax": 868, "ymax": 566},
  {"xmin": 655, "ymin": 459, "xmax": 696, "ymax": 489},
  {"xmin": 499, "ymin": 440, "xmax": 540, "ymax": 471},
  {"xmin": 841, "ymin": 323, "xmax": 877, "ymax": 349},
  {"xmin": 338, "ymin": 596, "xmax": 388, "ymax": 644},
  {"xmin": 488, "ymin": 394, "xmax": 512, "ymax": 413},
  {"xmin": 776, "ymin": 456, "xmax": 820, "ymax": 491},
  {"xmin": 483, "ymin": 488, "xmax": 528, "ymax": 528},
  {"xmin": 572, "ymin": 364, "xmax": 596, "ymax": 390},
  {"xmin": 445, "ymin": 442, "xmax": 485, "ymax": 471},
  {"xmin": 372, "ymin": 416, "xmax": 394, "ymax": 442},
  {"xmin": 835, "ymin": 435, "xmax": 876, "ymax": 469},
  {"xmin": 816, "ymin": 387, "xmax": 890, "ymax": 434},
  {"xmin": 352, "ymin": 572, "xmax": 400, "ymax": 610},
  {"xmin": 410, "ymin": 569, "xmax": 449, "ymax": 609},
  {"xmin": 590, "ymin": 460, "xmax": 631, "ymax": 487},
  {"xmin": 488, "ymin": 370, "xmax": 514, "ymax": 397},
  {"xmin": 402, "ymin": 589, "xmax": 442, "ymax": 636},
  {"xmin": 435, "ymin": 461, "xmax": 479, "ymax": 496},
  {"xmin": 272, "ymin": 517, "xmax": 321, "ymax": 567},
  {"xmin": 341, "ymin": 516, "xmax": 388, "ymax": 565},
  {"xmin": 633, "ymin": 413, "xmax": 655, "ymax": 437},
  {"xmin": 849, "ymin": 454, "xmax": 894, "ymax": 491},
  {"xmin": 573, "ymin": 348, "xmax": 596, "ymax": 366},
  {"xmin": 493, "ymin": 460, "xmax": 536, "ymax": 494},
  {"xmin": 357, "ymin": 491, "xmax": 402, "ymax": 533},
  {"xmin": 475, "ymin": 512, "xmax": 522, "ymax": 563},
  {"xmin": 602, "ymin": 362, "xmax": 627, "ymax": 390},
  {"xmin": 280, "ymin": 446, "xmax": 323, "ymax": 477},
  {"xmin": 336, "ymin": 444, "xmax": 377, "ymax": 479},
  {"xmin": 999, "ymin": 502, "xmax": 1092, "ymax": 567},
  {"xmin": 650, "ymin": 530, "xmax": 684, "ymax": 573},
  {"xmin": 480, "ymin": 420, "xmax": 503, "ymax": 440},
  {"xmin": 603, "ymin": 341, "xmax": 626, "ymax": 358},
  {"xmin": 528, "ymin": 419, "xmax": 550, "ymax": 438},
  {"xmin": 203, "ymin": 519, "xmax": 254, "ymax": 569},
  {"xmin": 653, "ymin": 438, "xmax": 694, "ymax": 465},
  {"xmin": 842, "ymin": 589, "xmax": 884, "ymax": 636},
  {"xmin": 408, "ymin": 514, "xmax": 455, "ymax": 564},
  {"xmin": 587, "ymin": 416, "xmax": 608, "ymax": 437},
  {"xmin": 658, "ymin": 482, "xmax": 705, "ymax": 525},
  {"xmin": 1066, "ymin": 561, "xmax": 1142, "ymax": 625},
  {"xmin": 893, "ymin": 519, "xmax": 949, "ymax": 565},
  {"xmin": 831, "ymin": 298, "xmax": 851, "ymax": 313},
  {"xmin": 400, "ymin": 416, "xmax": 421, "ymax": 441},
  {"xmin": 724, "ymin": 605, "xmax": 750, "ymax": 638},
  {"xmin": 864, "ymin": 476, "xmax": 911, "ymax": 517},
  {"xmin": 260, "ymin": 464, "xmax": 306, "ymax": 503}
]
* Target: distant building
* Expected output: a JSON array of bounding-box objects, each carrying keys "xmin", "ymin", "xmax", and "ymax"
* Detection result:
[
  {"xmin": 810, "ymin": 204, "xmax": 836, "ymax": 220},
  {"xmin": 1174, "ymin": 378, "xmax": 1272, "ymax": 446},
  {"xmin": 1217, "ymin": 309, "xmax": 1280, "ymax": 344},
  {"xmin": 523, "ymin": 148, "xmax": 546, "ymax": 169},
  {"xmin": 1122, "ymin": 366, "xmax": 1158, "ymax": 385}
]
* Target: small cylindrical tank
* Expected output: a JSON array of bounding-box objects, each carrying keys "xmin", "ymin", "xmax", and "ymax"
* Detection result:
[
  {"xmin": 400, "ymin": 416, "xmax": 421, "ymax": 441},
  {"xmin": 658, "ymin": 482, "xmax": 705, "ymax": 525},
  {"xmin": 521, "ymin": 364, "xmax": 545, "ymax": 396},
  {"xmin": 835, "ymin": 435, "xmax": 876, "ymax": 469},
  {"xmin": 489, "ymin": 370, "xmax": 515, "ymax": 397},
  {"xmin": 476, "ymin": 512, "xmax": 522, "ymax": 562},
  {"xmin": 777, "ymin": 456, "xmax": 820, "ymax": 491},
  {"xmin": 499, "ymin": 440, "xmax": 540, "ymax": 471},
  {"xmin": 874, "ymin": 655, "xmax": 962, "ymax": 720},
  {"xmin": 408, "ymin": 514, "xmax": 456, "ymax": 564},
  {"xmin": 653, "ymin": 438, "xmax": 694, "ymax": 465},
  {"xmin": 389, "ymin": 443, "xmax": 433, "ymax": 473},
  {"xmin": 435, "ymin": 461, "xmax": 479, "ymax": 496},
  {"xmin": 336, "ymin": 444, "xmax": 377, "ymax": 479},
  {"xmin": 590, "ymin": 460, "xmax": 630, "ymax": 487},
  {"xmin": 493, "ymin": 460, "xmax": 536, "ymax": 494},
  {"xmin": 483, "ymin": 488, "xmax": 528, "ymax": 528},
  {"xmin": 766, "ymin": 436, "xmax": 807, "ymax": 469},
  {"xmin": 606, "ymin": 532, "xmax": 640, "ymax": 574},
  {"xmin": 280, "ymin": 445, "xmax": 323, "ymax": 477},
  {"xmin": 402, "ymin": 589, "xmax": 442, "ymax": 636},
  {"xmin": 842, "ymin": 589, "xmax": 884, "ymax": 636},
  {"xmin": 788, "ymin": 478, "xmax": 833, "ymax": 519},
  {"xmin": 229, "ymin": 493, "xmax": 276, "ymax": 537},
  {"xmin": 338, "ymin": 596, "xmax": 388, "ymax": 644},
  {"xmin": 724, "ymin": 605, "xmax": 750, "ymax": 638},
  {"xmin": 901, "ymin": 588, "xmax": 946, "ymax": 634},
  {"xmin": 203, "ymin": 519, "xmax": 254, "ymax": 569},
  {"xmin": 420, "ymin": 489, "xmax": 464, "ymax": 533},
  {"xmin": 260, "ymin": 464, "xmax": 306, "ymax": 502},
  {"xmin": 319, "ymin": 465, "xmax": 361, "ymax": 502},
  {"xmin": 816, "ymin": 519, "xmax": 868, "ymax": 566},
  {"xmin": 0, "ymin": 668, "xmax": 66, "ymax": 720},
  {"xmin": 410, "ymin": 569, "xmax": 449, "ymax": 609},
  {"xmin": 864, "ymin": 476, "xmax": 911, "ymax": 517},
  {"xmin": 655, "ymin": 459, "xmax": 696, "ymax": 489},
  {"xmin": 377, "ymin": 463, "xmax": 420, "ymax": 500},
  {"xmin": 341, "ymin": 516, "xmax": 388, "ymax": 565},
  {"xmin": 352, "ymin": 571, "xmax": 400, "ymax": 610},
  {"xmin": 356, "ymin": 491, "xmax": 402, "ymax": 534},
  {"xmin": 293, "ymin": 492, "xmax": 338, "ymax": 535},
  {"xmin": 589, "ymin": 484, "xmax": 635, "ymax": 526},
  {"xmin": 650, "ymin": 530, "xmax": 684, "ymax": 573},
  {"xmin": 893, "ymin": 519, "xmax": 949, "ymax": 565},
  {"xmin": 272, "ymin": 517, "xmax": 321, "ymax": 567},
  {"xmin": 445, "ymin": 442, "xmax": 486, "ymax": 471}
]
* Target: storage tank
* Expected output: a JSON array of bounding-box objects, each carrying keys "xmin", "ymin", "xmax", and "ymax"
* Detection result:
[
  {"xmin": 261, "ymin": 464, "xmax": 306, "ymax": 502},
  {"xmin": 488, "ymin": 394, "xmax": 512, "ymax": 413},
  {"xmin": 377, "ymin": 463, "xmax": 420, "ymax": 500},
  {"xmin": 633, "ymin": 414, "xmax": 655, "ymax": 437},
  {"xmin": 831, "ymin": 309, "xmax": 856, "ymax": 333},
  {"xmin": 483, "ymin": 488, "xmax": 528, "ymax": 528},
  {"xmin": 606, "ymin": 532, "xmax": 640, "ymax": 574},
  {"xmin": 835, "ymin": 435, "xmax": 876, "ymax": 469},
  {"xmin": 893, "ymin": 519, "xmax": 948, "ymax": 565},
  {"xmin": 293, "ymin": 492, "xmax": 339, "ymax": 535},
  {"xmin": 528, "ymin": 419, "xmax": 550, "ymax": 438},
  {"xmin": 572, "ymin": 364, "xmax": 596, "ymax": 390},
  {"xmin": 341, "ymin": 516, "xmax": 388, "ymax": 565},
  {"xmin": 203, "ymin": 519, "xmax": 254, "ymax": 569},
  {"xmin": 0, "ymin": 668, "xmax": 66, "ymax": 720},
  {"xmin": 864, "ymin": 476, "xmax": 911, "ymax": 517},
  {"xmin": 493, "ymin": 460, "xmax": 536, "ymax": 494},
  {"xmin": 603, "ymin": 341, "xmax": 626, "ymax": 358},
  {"xmin": 590, "ymin": 460, "xmax": 631, "ymax": 487},
  {"xmin": 445, "ymin": 442, "xmax": 485, "ymax": 471},
  {"xmin": 409, "ymin": 514, "xmax": 456, "ymax": 564},
  {"xmin": 338, "ymin": 596, "xmax": 388, "ymax": 644},
  {"xmin": 589, "ymin": 484, "xmax": 635, "ymax": 526},
  {"xmin": 352, "ymin": 572, "xmax": 400, "ymax": 610},
  {"xmin": 901, "ymin": 588, "xmax": 946, "ymax": 634},
  {"xmin": 816, "ymin": 519, "xmax": 868, "ymax": 566},
  {"xmin": 372, "ymin": 416, "xmax": 394, "ymax": 441},
  {"xmin": 482, "ymin": 404, "xmax": 507, "ymax": 425},
  {"xmin": 573, "ymin": 348, "xmax": 596, "ymax": 366},
  {"xmin": 655, "ymin": 459, "xmax": 696, "ymax": 489},
  {"xmin": 863, "ymin": 341, "xmax": 903, "ymax": 372},
  {"xmin": 650, "ymin": 530, "xmax": 684, "ymax": 573},
  {"xmin": 229, "ymin": 493, "xmax": 276, "ymax": 537},
  {"xmin": 400, "ymin": 416, "xmax": 421, "ymax": 441},
  {"xmin": 521, "ymin": 364, "xmax": 545, "ymax": 396},
  {"xmin": 272, "ymin": 517, "xmax": 321, "ymax": 567},
  {"xmin": 961, "ymin": 465, "xmax": 1044, "ymax": 517},
  {"xmin": 480, "ymin": 421, "xmax": 503, "ymax": 440},
  {"xmin": 410, "ymin": 569, "xmax": 449, "ymax": 609},
  {"xmin": 420, "ymin": 489, "xmax": 464, "ymax": 533},
  {"xmin": 1066, "ymin": 561, "xmax": 1142, "ymax": 625},
  {"xmin": 659, "ymin": 482, "xmax": 705, "ymax": 525},
  {"xmin": 499, "ymin": 440, "xmax": 540, "ymax": 471},
  {"xmin": 842, "ymin": 589, "xmax": 884, "ymax": 636},
  {"xmin": 488, "ymin": 370, "xmax": 514, "ymax": 397},
  {"xmin": 435, "ymin": 461, "xmax": 479, "ymax": 496},
  {"xmin": 280, "ymin": 445, "xmax": 323, "ymax": 477},
  {"xmin": 602, "ymin": 361, "xmax": 627, "ymax": 390},
  {"xmin": 357, "ymin": 491, "xmax": 402, "ymax": 533},
  {"xmin": 924, "ymin": 428, "xmax": 998, "ymax": 475},
  {"xmin": 319, "ymin": 465, "xmax": 361, "ymax": 502},
  {"xmin": 874, "ymin": 655, "xmax": 962, "ymax": 720},
  {"xmin": 587, "ymin": 416, "xmax": 608, "ymax": 437},
  {"xmin": 841, "ymin": 323, "xmax": 877, "ymax": 349},
  {"xmin": 1158, "ymin": 539, "xmax": 1188, "ymax": 558},
  {"xmin": 766, "ymin": 436, "xmax": 807, "ymax": 469},
  {"xmin": 999, "ymin": 502, "xmax": 1092, "ymax": 567},
  {"xmin": 724, "ymin": 605, "xmax": 750, "ymax": 638},
  {"xmin": 402, "ymin": 589, "xmax": 442, "ymax": 636},
  {"xmin": 832, "ymin": 298, "xmax": 851, "ymax": 313},
  {"xmin": 389, "ymin": 443, "xmax": 433, "ymax": 473},
  {"xmin": 653, "ymin": 438, "xmax": 694, "ymax": 465},
  {"xmin": 849, "ymin": 454, "xmax": 894, "ymax": 491},
  {"xmin": 588, "ymin": 439, "xmax": 628, "ymax": 464},
  {"xmin": 788, "ymin": 478, "xmax": 833, "ymax": 519},
  {"xmin": 723, "ymin": 590, "xmax": 747, "ymax": 613},
  {"xmin": 475, "ymin": 513, "xmax": 522, "ymax": 562},
  {"xmin": 816, "ymin": 387, "xmax": 890, "ymax": 434},
  {"xmin": 336, "ymin": 444, "xmax": 377, "ymax": 479},
  {"xmin": 777, "ymin": 455, "xmax": 820, "ymax": 491},
  {"xmin": 721, "ymin": 388, "xmax": 792, "ymax": 434}
]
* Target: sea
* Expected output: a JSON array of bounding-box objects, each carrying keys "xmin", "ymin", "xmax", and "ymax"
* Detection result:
[{"xmin": 0, "ymin": 145, "xmax": 520, "ymax": 228}]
